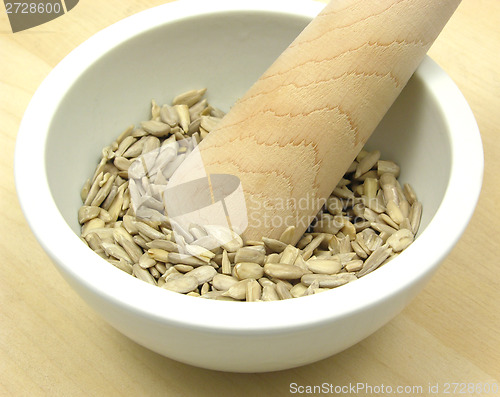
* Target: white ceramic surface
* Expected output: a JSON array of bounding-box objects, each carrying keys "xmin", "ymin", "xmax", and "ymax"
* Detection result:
[{"xmin": 14, "ymin": 0, "xmax": 483, "ymax": 372}]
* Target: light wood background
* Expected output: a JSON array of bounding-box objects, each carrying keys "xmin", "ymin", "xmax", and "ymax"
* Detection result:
[{"xmin": 1, "ymin": 1, "xmax": 499, "ymax": 396}]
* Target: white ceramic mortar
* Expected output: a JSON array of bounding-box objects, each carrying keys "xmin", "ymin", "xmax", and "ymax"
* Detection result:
[{"xmin": 15, "ymin": 0, "xmax": 483, "ymax": 372}]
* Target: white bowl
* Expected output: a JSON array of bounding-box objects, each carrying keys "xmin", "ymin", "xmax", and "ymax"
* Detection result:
[{"xmin": 14, "ymin": 0, "xmax": 483, "ymax": 372}]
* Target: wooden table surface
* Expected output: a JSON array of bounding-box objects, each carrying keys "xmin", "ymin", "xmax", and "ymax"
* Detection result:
[{"xmin": 1, "ymin": 1, "xmax": 499, "ymax": 396}]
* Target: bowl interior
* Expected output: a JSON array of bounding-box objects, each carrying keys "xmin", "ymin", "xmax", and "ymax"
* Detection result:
[{"xmin": 45, "ymin": 9, "xmax": 450, "ymax": 238}]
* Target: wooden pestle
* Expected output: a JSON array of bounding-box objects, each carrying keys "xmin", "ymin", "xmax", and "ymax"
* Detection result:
[{"xmin": 174, "ymin": 0, "xmax": 461, "ymax": 244}]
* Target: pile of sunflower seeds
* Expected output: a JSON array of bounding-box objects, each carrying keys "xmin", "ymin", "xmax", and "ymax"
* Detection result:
[{"xmin": 79, "ymin": 89, "xmax": 422, "ymax": 301}]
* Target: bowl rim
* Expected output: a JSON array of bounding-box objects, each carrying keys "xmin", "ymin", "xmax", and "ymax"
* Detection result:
[{"xmin": 14, "ymin": 0, "xmax": 483, "ymax": 334}]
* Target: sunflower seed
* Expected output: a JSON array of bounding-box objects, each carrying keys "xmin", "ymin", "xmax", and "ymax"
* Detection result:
[
  {"xmin": 338, "ymin": 235, "xmax": 352, "ymax": 253},
  {"xmin": 301, "ymin": 273, "xmax": 356, "ymax": 288},
  {"xmin": 304, "ymin": 257, "xmax": 341, "ymax": 274},
  {"xmin": 386, "ymin": 200, "xmax": 405, "ymax": 225},
  {"xmin": 200, "ymin": 282, "xmax": 210, "ymax": 295},
  {"xmin": 409, "ymin": 201, "xmax": 422, "ymax": 235},
  {"xmin": 263, "ymin": 263, "xmax": 305, "ymax": 280},
  {"xmin": 399, "ymin": 217, "xmax": 412, "ymax": 231},
  {"xmin": 135, "ymin": 221, "xmax": 166, "ymax": 240},
  {"xmin": 141, "ymin": 120, "xmax": 171, "ymax": 137},
  {"xmin": 131, "ymin": 264, "xmax": 157, "ymax": 285},
  {"xmin": 109, "ymin": 259, "xmax": 133, "ymax": 275},
  {"xmin": 174, "ymin": 104, "xmax": 190, "ymax": 132},
  {"xmin": 212, "ymin": 274, "xmax": 239, "ymax": 291},
  {"xmin": 377, "ymin": 160, "xmax": 400, "ymax": 177},
  {"xmin": 280, "ymin": 245, "xmax": 299, "ymax": 265},
  {"xmin": 91, "ymin": 174, "xmax": 116, "ymax": 207},
  {"xmin": 265, "ymin": 253, "xmax": 280, "ymax": 264},
  {"xmin": 246, "ymin": 279, "xmax": 262, "ymax": 302},
  {"xmin": 302, "ymin": 234, "xmax": 325, "ymax": 257},
  {"xmin": 337, "ymin": 253, "xmax": 358, "ymax": 265},
  {"xmin": 142, "ymin": 136, "xmax": 161, "ymax": 155},
  {"xmin": 147, "ymin": 248, "xmax": 169, "ymax": 263},
  {"xmin": 363, "ymin": 231, "xmax": 383, "ymax": 252},
  {"xmin": 159, "ymin": 104, "xmax": 179, "ymax": 127},
  {"xmin": 99, "ymin": 208, "xmax": 113, "ymax": 223},
  {"xmin": 78, "ymin": 206, "xmax": 101, "ymax": 224},
  {"xmin": 399, "ymin": 199, "xmax": 410, "ymax": 219},
  {"xmin": 200, "ymin": 115, "xmax": 220, "ymax": 132},
  {"xmin": 350, "ymin": 240, "xmax": 367, "ymax": 260},
  {"xmin": 275, "ymin": 281, "xmax": 293, "ymax": 300},
  {"xmin": 80, "ymin": 179, "xmax": 91, "ymax": 202},
  {"xmin": 279, "ymin": 226, "xmax": 296, "ymax": 245},
  {"xmin": 261, "ymin": 284, "xmax": 279, "ymax": 301},
  {"xmin": 361, "ymin": 195, "xmax": 386, "ymax": 213},
  {"xmin": 210, "ymin": 106, "xmax": 225, "ymax": 118},
  {"xmin": 290, "ymin": 283, "xmax": 308, "ymax": 298},
  {"xmin": 386, "ymin": 229, "xmax": 414, "ymax": 252},
  {"xmin": 221, "ymin": 249, "xmax": 232, "ymax": 275},
  {"xmin": 355, "ymin": 150, "xmax": 380, "ymax": 178},
  {"xmin": 204, "ymin": 225, "xmax": 243, "ymax": 252},
  {"xmin": 149, "ymin": 266, "xmax": 161, "ymax": 279},
  {"xmin": 201, "ymin": 291, "xmax": 236, "ymax": 301},
  {"xmin": 122, "ymin": 138, "xmax": 145, "ymax": 158},
  {"xmin": 150, "ymin": 99, "xmax": 161, "ymax": 119},
  {"xmin": 341, "ymin": 219, "xmax": 356, "ymax": 241},
  {"xmin": 355, "ymin": 170, "xmax": 379, "ymax": 182},
  {"xmin": 115, "ymin": 136, "xmax": 137, "ymax": 158},
  {"xmin": 161, "ymin": 266, "xmax": 181, "ymax": 281},
  {"xmin": 84, "ymin": 232, "xmax": 103, "ymax": 251},
  {"xmin": 138, "ymin": 252, "xmax": 156, "ymax": 269},
  {"xmin": 234, "ymin": 262, "xmax": 264, "ymax": 280},
  {"xmin": 302, "ymin": 280, "xmax": 320, "ymax": 296},
  {"xmin": 357, "ymin": 245, "xmax": 392, "ymax": 277},
  {"xmin": 115, "ymin": 125, "xmax": 134, "ymax": 146},
  {"xmin": 380, "ymin": 173, "xmax": 399, "ymax": 205},
  {"xmin": 163, "ymin": 275, "xmax": 198, "ymax": 293},
  {"xmin": 345, "ymin": 260, "xmax": 364, "ymax": 272},
  {"xmin": 234, "ymin": 247, "xmax": 265, "ymax": 265},
  {"xmin": 403, "ymin": 183, "xmax": 418, "ymax": 205},
  {"xmin": 102, "ymin": 242, "xmax": 132, "ymax": 263},
  {"xmin": 370, "ymin": 222, "xmax": 397, "ymax": 235},
  {"xmin": 189, "ymin": 99, "xmax": 208, "ymax": 119},
  {"xmin": 132, "ymin": 234, "xmax": 149, "ymax": 250},
  {"xmin": 363, "ymin": 177, "xmax": 378, "ymax": 200},
  {"xmin": 186, "ymin": 265, "xmax": 217, "ymax": 285},
  {"xmin": 185, "ymin": 244, "xmax": 215, "ymax": 262},
  {"xmin": 167, "ymin": 252, "xmax": 207, "ymax": 266},
  {"xmin": 81, "ymin": 218, "xmax": 106, "ymax": 238},
  {"xmin": 146, "ymin": 239, "xmax": 180, "ymax": 252},
  {"xmin": 378, "ymin": 213, "xmax": 399, "ymax": 229},
  {"xmin": 84, "ymin": 172, "xmax": 104, "ymax": 206},
  {"xmin": 333, "ymin": 186, "xmax": 355, "ymax": 199},
  {"xmin": 222, "ymin": 279, "xmax": 251, "ymax": 300},
  {"xmin": 313, "ymin": 215, "xmax": 343, "ymax": 234},
  {"xmin": 101, "ymin": 186, "xmax": 118, "ymax": 211},
  {"xmin": 113, "ymin": 228, "xmax": 143, "ymax": 263},
  {"xmin": 174, "ymin": 264, "xmax": 194, "ymax": 273},
  {"xmin": 121, "ymin": 214, "xmax": 137, "ymax": 234},
  {"xmin": 173, "ymin": 88, "xmax": 207, "ymax": 107}
]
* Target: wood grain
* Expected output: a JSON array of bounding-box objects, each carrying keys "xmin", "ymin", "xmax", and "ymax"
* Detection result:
[
  {"xmin": 1, "ymin": 0, "xmax": 499, "ymax": 396},
  {"xmin": 195, "ymin": 0, "xmax": 460, "ymax": 243}
]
